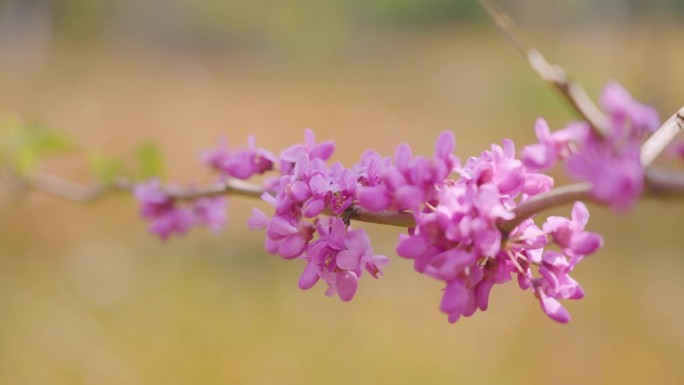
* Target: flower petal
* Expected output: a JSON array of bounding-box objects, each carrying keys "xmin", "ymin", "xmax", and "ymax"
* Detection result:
[{"xmin": 336, "ymin": 271, "xmax": 359, "ymax": 302}]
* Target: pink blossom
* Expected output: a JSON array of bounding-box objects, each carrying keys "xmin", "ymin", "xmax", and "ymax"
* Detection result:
[
  {"xmin": 543, "ymin": 201, "xmax": 604, "ymax": 265},
  {"xmin": 298, "ymin": 218, "xmax": 388, "ymax": 301},
  {"xmin": 203, "ymin": 136, "xmax": 276, "ymax": 179},
  {"xmin": 601, "ymin": 82, "xmax": 660, "ymax": 137},
  {"xmin": 134, "ymin": 180, "xmax": 227, "ymax": 240}
]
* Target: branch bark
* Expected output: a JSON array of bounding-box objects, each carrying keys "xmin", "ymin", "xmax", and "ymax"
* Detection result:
[
  {"xmin": 498, "ymin": 182, "xmax": 592, "ymax": 233},
  {"xmin": 478, "ymin": 0, "xmax": 610, "ymax": 137},
  {"xmin": 24, "ymin": 174, "xmax": 416, "ymax": 228},
  {"xmin": 641, "ymin": 107, "xmax": 684, "ymax": 167}
]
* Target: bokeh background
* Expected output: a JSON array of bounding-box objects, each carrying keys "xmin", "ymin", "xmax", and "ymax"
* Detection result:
[{"xmin": 1, "ymin": 1, "xmax": 684, "ymax": 384}]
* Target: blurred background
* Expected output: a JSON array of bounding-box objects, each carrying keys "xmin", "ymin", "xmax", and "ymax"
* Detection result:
[{"xmin": 1, "ymin": 0, "xmax": 684, "ymax": 384}]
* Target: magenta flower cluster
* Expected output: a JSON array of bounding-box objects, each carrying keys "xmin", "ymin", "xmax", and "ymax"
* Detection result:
[
  {"xmin": 134, "ymin": 180, "xmax": 226, "ymax": 240},
  {"xmin": 395, "ymin": 138, "xmax": 601, "ymax": 323},
  {"xmin": 133, "ymin": 83, "xmax": 659, "ymax": 324},
  {"xmin": 523, "ymin": 82, "xmax": 659, "ymax": 211},
  {"xmin": 247, "ymin": 130, "xmax": 388, "ymax": 301}
]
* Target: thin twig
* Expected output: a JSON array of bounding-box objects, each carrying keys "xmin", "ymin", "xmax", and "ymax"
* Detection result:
[
  {"xmin": 498, "ymin": 165, "xmax": 684, "ymax": 233},
  {"xmin": 26, "ymin": 174, "xmax": 130, "ymax": 203},
  {"xmin": 478, "ymin": 0, "xmax": 610, "ymax": 137},
  {"xmin": 26, "ymin": 164, "xmax": 684, "ymax": 232},
  {"xmin": 24, "ymin": 173, "xmax": 415, "ymax": 228},
  {"xmin": 641, "ymin": 106, "xmax": 684, "ymax": 166},
  {"xmin": 645, "ymin": 167, "xmax": 684, "ymax": 197},
  {"xmin": 343, "ymin": 205, "xmax": 416, "ymax": 228},
  {"xmin": 498, "ymin": 182, "xmax": 593, "ymax": 233}
]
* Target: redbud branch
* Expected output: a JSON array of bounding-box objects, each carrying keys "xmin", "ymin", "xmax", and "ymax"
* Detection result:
[
  {"xmin": 641, "ymin": 106, "xmax": 684, "ymax": 167},
  {"xmin": 341, "ymin": 205, "xmax": 415, "ymax": 228},
  {"xmin": 478, "ymin": 0, "xmax": 610, "ymax": 138},
  {"xmin": 498, "ymin": 165, "xmax": 684, "ymax": 233},
  {"xmin": 25, "ymin": 174, "xmax": 132, "ymax": 203},
  {"xmin": 172, "ymin": 179, "xmax": 263, "ymax": 201},
  {"xmin": 497, "ymin": 182, "xmax": 592, "ymax": 234},
  {"xmin": 645, "ymin": 167, "xmax": 684, "ymax": 196},
  {"xmin": 480, "ymin": 1, "xmax": 684, "ymax": 168},
  {"xmin": 23, "ymin": 173, "xmax": 416, "ymax": 228},
  {"xmin": 24, "ymin": 164, "xmax": 684, "ymax": 234}
]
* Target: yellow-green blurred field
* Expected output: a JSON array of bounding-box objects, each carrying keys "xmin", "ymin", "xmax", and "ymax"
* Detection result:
[{"xmin": 1, "ymin": 8, "xmax": 684, "ymax": 384}]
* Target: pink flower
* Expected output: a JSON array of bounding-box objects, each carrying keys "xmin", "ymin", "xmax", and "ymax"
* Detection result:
[
  {"xmin": 298, "ymin": 218, "xmax": 388, "ymax": 302},
  {"xmin": 601, "ymin": 82, "xmax": 660, "ymax": 137},
  {"xmin": 192, "ymin": 196, "xmax": 227, "ymax": 233},
  {"xmin": 203, "ymin": 136, "xmax": 276, "ymax": 179},
  {"xmin": 543, "ymin": 202, "xmax": 603, "ymax": 264},
  {"xmin": 566, "ymin": 136, "xmax": 644, "ymax": 211},
  {"xmin": 522, "ymin": 119, "xmax": 589, "ymax": 171},
  {"xmin": 134, "ymin": 180, "xmax": 227, "ymax": 240},
  {"xmin": 280, "ymin": 129, "xmax": 335, "ymax": 174},
  {"xmin": 265, "ymin": 215, "xmax": 314, "ymax": 259},
  {"xmin": 355, "ymin": 131, "xmax": 459, "ymax": 213}
]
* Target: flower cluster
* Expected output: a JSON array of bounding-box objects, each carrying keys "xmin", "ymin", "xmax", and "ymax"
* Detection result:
[
  {"xmin": 131, "ymin": 82, "xmax": 662, "ymax": 325},
  {"xmin": 396, "ymin": 138, "xmax": 601, "ymax": 323},
  {"xmin": 523, "ymin": 82, "xmax": 660, "ymax": 211},
  {"xmin": 203, "ymin": 136, "xmax": 276, "ymax": 179},
  {"xmin": 134, "ymin": 180, "xmax": 226, "ymax": 240},
  {"xmin": 355, "ymin": 131, "xmax": 458, "ymax": 212},
  {"xmin": 246, "ymin": 129, "xmax": 388, "ymax": 301}
]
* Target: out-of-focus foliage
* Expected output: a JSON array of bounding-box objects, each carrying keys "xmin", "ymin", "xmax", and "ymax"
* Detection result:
[
  {"xmin": 1, "ymin": 0, "xmax": 683, "ymax": 51},
  {"xmin": 88, "ymin": 151, "xmax": 125, "ymax": 186},
  {"xmin": 135, "ymin": 143, "xmax": 165, "ymax": 180},
  {"xmin": 0, "ymin": 117, "xmax": 72, "ymax": 175}
]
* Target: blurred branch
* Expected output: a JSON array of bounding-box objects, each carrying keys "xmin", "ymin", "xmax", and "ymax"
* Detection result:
[
  {"xmin": 23, "ymin": 173, "xmax": 414, "ymax": 228},
  {"xmin": 499, "ymin": 164, "xmax": 684, "ymax": 233},
  {"xmin": 478, "ymin": 1, "xmax": 684, "ymax": 230},
  {"xmin": 26, "ymin": 162, "xmax": 684, "ymax": 236},
  {"xmin": 343, "ymin": 205, "xmax": 415, "ymax": 228},
  {"xmin": 478, "ymin": 0, "xmax": 610, "ymax": 137},
  {"xmin": 645, "ymin": 167, "xmax": 684, "ymax": 197},
  {"xmin": 498, "ymin": 182, "xmax": 592, "ymax": 233},
  {"xmin": 641, "ymin": 107, "xmax": 684, "ymax": 166},
  {"xmin": 25, "ymin": 174, "xmax": 131, "ymax": 203}
]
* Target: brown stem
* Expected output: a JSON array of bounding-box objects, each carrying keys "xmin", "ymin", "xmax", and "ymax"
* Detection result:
[
  {"xmin": 641, "ymin": 107, "xmax": 684, "ymax": 166},
  {"xmin": 26, "ymin": 174, "xmax": 130, "ymax": 203},
  {"xmin": 25, "ymin": 173, "xmax": 417, "ymax": 228},
  {"xmin": 478, "ymin": 0, "xmax": 610, "ymax": 137},
  {"xmin": 498, "ymin": 165, "xmax": 684, "ymax": 233},
  {"xmin": 342, "ymin": 205, "xmax": 416, "ymax": 228},
  {"xmin": 498, "ymin": 182, "xmax": 593, "ymax": 233},
  {"xmin": 23, "ymin": 164, "xmax": 684, "ymax": 235},
  {"xmin": 645, "ymin": 167, "xmax": 684, "ymax": 196}
]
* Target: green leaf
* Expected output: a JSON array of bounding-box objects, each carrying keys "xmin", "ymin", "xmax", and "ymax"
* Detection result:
[
  {"xmin": 88, "ymin": 151, "xmax": 125, "ymax": 186},
  {"xmin": 136, "ymin": 142, "xmax": 165, "ymax": 179},
  {"xmin": 8, "ymin": 120, "xmax": 72, "ymax": 175}
]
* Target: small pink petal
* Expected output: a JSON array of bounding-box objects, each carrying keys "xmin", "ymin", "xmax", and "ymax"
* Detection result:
[
  {"xmin": 266, "ymin": 216, "xmax": 297, "ymax": 239},
  {"xmin": 336, "ymin": 271, "xmax": 359, "ymax": 302},
  {"xmin": 394, "ymin": 144, "xmax": 413, "ymax": 171},
  {"xmin": 396, "ymin": 234, "xmax": 429, "ymax": 259},
  {"xmin": 298, "ymin": 262, "xmax": 320, "ymax": 290},
  {"xmin": 336, "ymin": 250, "xmax": 361, "ymax": 270},
  {"xmin": 539, "ymin": 291, "xmax": 570, "ymax": 324},
  {"xmin": 440, "ymin": 280, "xmax": 467, "ymax": 314},
  {"xmin": 302, "ymin": 199, "xmax": 326, "ymax": 218},
  {"xmin": 357, "ymin": 186, "xmax": 391, "ymax": 211},
  {"xmin": 569, "ymin": 232, "xmax": 603, "ymax": 255},
  {"xmin": 435, "ymin": 131, "xmax": 455, "ymax": 160},
  {"xmin": 571, "ymin": 201, "xmax": 590, "ymax": 227},
  {"xmin": 311, "ymin": 142, "xmax": 335, "ymax": 161},
  {"xmin": 395, "ymin": 185, "xmax": 425, "ymax": 211},
  {"xmin": 278, "ymin": 235, "xmax": 307, "ymax": 259}
]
